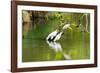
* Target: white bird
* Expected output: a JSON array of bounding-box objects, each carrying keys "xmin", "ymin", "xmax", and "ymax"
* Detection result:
[{"xmin": 46, "ymin": 24, "xmax": 71, "ymax": 42}]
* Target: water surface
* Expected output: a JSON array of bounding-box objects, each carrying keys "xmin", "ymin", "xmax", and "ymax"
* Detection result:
[{"xmin": 22, "ymin": 12, "xmax": 90, "ymax": 62}]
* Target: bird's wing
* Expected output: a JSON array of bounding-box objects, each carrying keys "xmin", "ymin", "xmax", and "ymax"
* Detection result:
[
  {"xmin": 54, "ymin": 32, "xmax": 63, "ymax": 41},
  {"xmin": 46, "ymin": 30, "xmax": 58, "ymax": 40}
]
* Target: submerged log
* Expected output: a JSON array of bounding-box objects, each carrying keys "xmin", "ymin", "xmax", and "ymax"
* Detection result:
[{"xmin": 81, "ymin": 14, "xmax": 89, "ymax": 32}]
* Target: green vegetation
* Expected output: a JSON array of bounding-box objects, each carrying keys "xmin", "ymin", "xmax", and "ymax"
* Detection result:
[{"xmin": 22, "ymin": 10, "xmax": 90, "ymax": 62}]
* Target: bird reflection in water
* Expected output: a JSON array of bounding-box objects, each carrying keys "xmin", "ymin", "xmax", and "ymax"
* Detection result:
[{"xmin": 46, "ymin": 40, "xmax": 71, "ymax": 60}]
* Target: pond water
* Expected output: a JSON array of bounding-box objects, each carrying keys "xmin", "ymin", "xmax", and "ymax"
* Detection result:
[{"xmin": 22, "ymin": 18, "xmax": 90, "ymax": 62}]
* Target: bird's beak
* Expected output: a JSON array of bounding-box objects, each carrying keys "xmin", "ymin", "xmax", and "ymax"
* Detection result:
[{"xmin": 68, "ymin": 27, "xmax": 72, "ymax": 30}]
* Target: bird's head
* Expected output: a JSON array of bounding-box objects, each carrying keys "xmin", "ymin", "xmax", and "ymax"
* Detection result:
[{"xmin": 62, "ymin": 24, "xmax": 72, "ymax": 30}]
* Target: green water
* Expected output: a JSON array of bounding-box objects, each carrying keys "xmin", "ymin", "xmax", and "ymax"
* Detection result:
[{"xmin": 22, "ymin": 18, "xmax": 90, "ymax": 62}]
